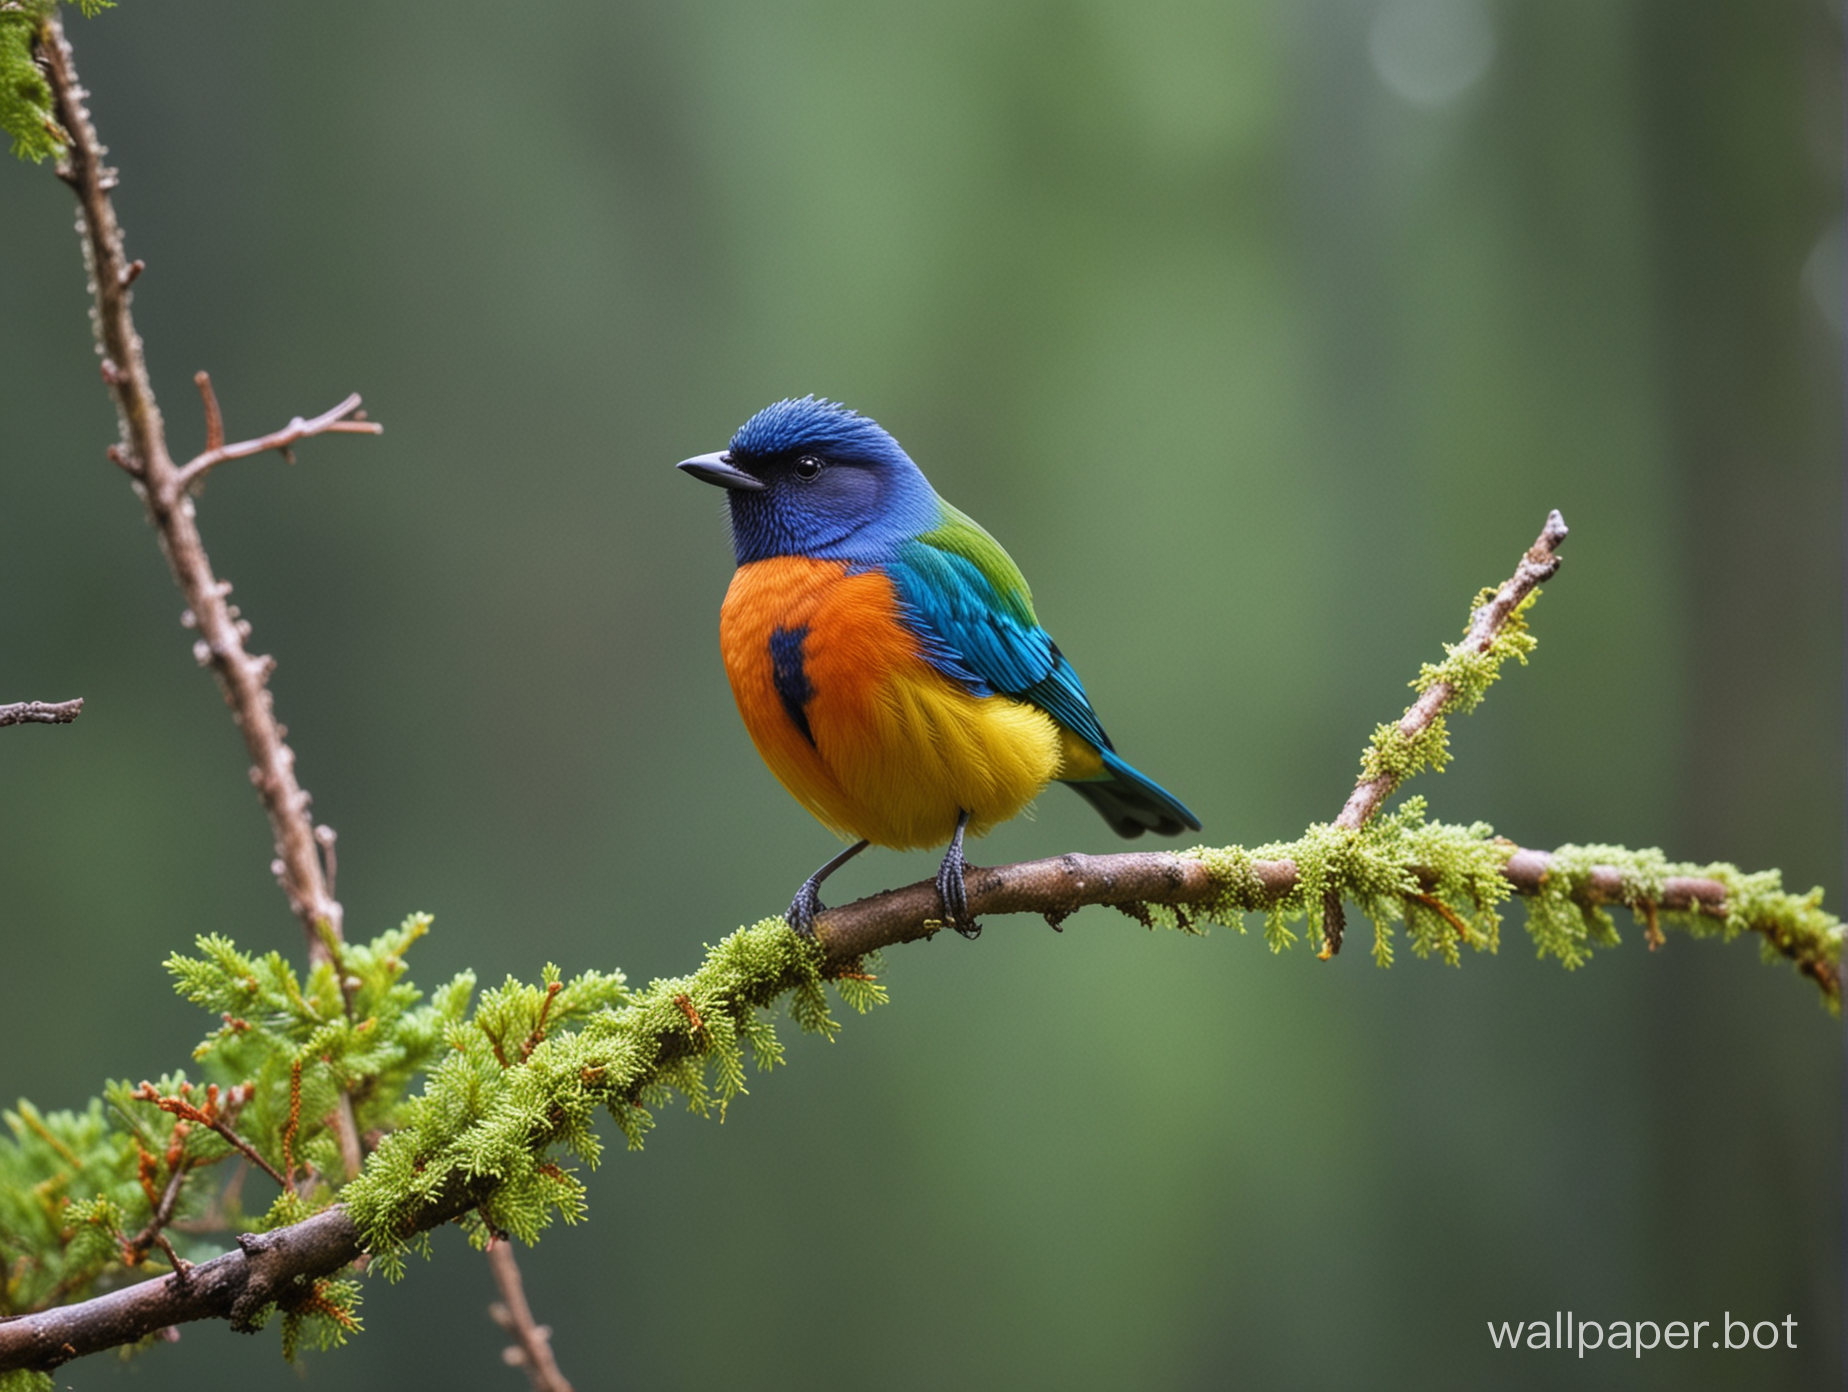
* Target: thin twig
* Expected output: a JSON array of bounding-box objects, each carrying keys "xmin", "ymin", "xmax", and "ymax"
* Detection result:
[
  {"xmin": 37, "ymin": 10, "xmax": 374, "ymax": 967},
  {"xmin": 123, "ymin": 1160, "xmax": 190, "ymax": 1270},
  {"xmin": 171, "ymin": 388, "xmax": 380, "ymax": 496},
  {"xmin": 487, "ymin": 1238, "xmax": 575, "ymax": 1392},
  {"xmin": 193, "ymin": 371, "xmax": 223, "ymax": 454},
  {"xmin": 1407, "ymin": 890, "xmax": 1473, "ymax": 944},
  {"xmin": 0, "ymin": 699, "xmax": 84, "ymax": 727}
]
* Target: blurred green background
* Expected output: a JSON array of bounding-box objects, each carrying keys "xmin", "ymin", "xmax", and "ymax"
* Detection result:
[{"xmin": 1, "ymin": 2, "xmax": 1840, "ymax": 1387}]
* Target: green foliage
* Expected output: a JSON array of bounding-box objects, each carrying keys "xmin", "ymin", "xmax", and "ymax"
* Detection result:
[
  {"xmin": 0, "ymin": 1098, "xmax": 142, "ymax": 1314},
  {"xmin": 0, "ymin": 838, "xmax": 1836, "ymax": 1379},
  {"xmin": 168, "ymin": 914, "xmax": 473, "ymax": 1223},
  {"xmin": 343, "ymin": 917, "xmax": 880, "ymax": 1274},
  {"xmin": 0, "ymin": 907, "xmax": 891, "ymax": 1373},
  {"xmin": 0, "ymin": 1, "xmax": 112, "ymax": 163},
  {"xmin": 0, "ymin": 914, "xmax": 479, "ymax": 1352}
]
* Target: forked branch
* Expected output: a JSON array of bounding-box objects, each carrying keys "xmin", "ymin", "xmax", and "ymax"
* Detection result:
[{"xmin": 171, "ymin": 376, "xmax": 379, "ymax": 496}]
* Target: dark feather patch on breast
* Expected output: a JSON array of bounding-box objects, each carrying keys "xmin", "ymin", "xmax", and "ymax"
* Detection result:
[{"xmin": 769, "ymin": 626, "xmax": 816, "ymax": 747}]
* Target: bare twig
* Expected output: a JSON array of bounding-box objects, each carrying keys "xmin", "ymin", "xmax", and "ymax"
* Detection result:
[
  {"xmin": 37, "ymin": 11, "xmax": 374, "ymax": 966},
  {"xmin": 0, "ymin": 698, "xmax": 84, "ymax": 727},
  {"xmin": 193, "ymin": 370, "xmax": 223, "ymax": 454},
  {"xmin": 487, "ymin": 1238, "xmax": 575, "ymax": 1392},
  {"xmin": 171, "ymin": 386, "xmax": 380, "ymax": 496},
  {"xmin": 122, "ymin": 1160, "xmax": 190, "ymax": 1269}
]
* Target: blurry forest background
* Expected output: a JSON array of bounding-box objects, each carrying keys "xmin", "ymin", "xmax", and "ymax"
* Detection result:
[{"xmin": 0, "ymin": 2, "xmax": 1840, "ymax": 1388}]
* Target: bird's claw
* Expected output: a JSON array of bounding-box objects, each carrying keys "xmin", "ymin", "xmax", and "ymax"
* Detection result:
[
  {"xmin": 787, "ymin": 880, "xmax": 824, "ymax": 939},
  {"xmin": 935, "ymin": 816, "xmax": 980, "ymax": 939},
  {"xmin": 784, "ymin": 839, "xmax": 870, "ymax": 941}
]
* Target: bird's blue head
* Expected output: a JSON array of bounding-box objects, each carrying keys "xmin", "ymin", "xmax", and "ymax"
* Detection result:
[{"xmin": 677, "ymin": 397, "xmax": 941, "ymax": 565}]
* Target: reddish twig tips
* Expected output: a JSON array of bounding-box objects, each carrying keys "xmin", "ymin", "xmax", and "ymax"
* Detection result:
[
  {"xmin": 289, "ymin": 1280, "xmax": 359, "ymax": 1332},
  {"xmin": 193, "ymin": 371, "xmax": 223, "ymax": 453},
  {"xmin": 0, "ymin": 698, "xmax": 84, "ymax": 727},
  {"xmin": 1406, "ymin": 891, "xmax": 1474, "ymax": 944},
  {"xmin": 281, "ymin": 1061, "xmax": 304, "ymax": 1192},
  {"xmin": 132, "ymin": 1081, "xmax": 288, "ymax": 1189},
  {"xmin": 482, "ymin": 1022, "xmax": 512, "ymax": 1069},
  {"xmin": 487, "ymin": 1238, "xmax": 576, "ymax": 1392},
  {"xmin": 521, "ymin": 983, "xmax": 566, "ymax": 1062}
]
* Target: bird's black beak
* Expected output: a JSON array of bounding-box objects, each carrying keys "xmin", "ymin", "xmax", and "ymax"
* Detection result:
[{"xmin": 676, "ymin": 452, "xmax": 766, "ymax": 492}]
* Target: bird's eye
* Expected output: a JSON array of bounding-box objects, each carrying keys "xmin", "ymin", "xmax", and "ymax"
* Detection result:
[{"xmin": 793, "ymin": 455, "xmax": 824, "ymax": 481}]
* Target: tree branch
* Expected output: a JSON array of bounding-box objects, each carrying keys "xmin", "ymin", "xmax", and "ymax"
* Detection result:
[
  {"xmin": 0, "ymin": 698, "xmax": 83, "ymax": 727},
  {"xmin": 37, "ymin": 10, "xmax": 370, "ymax": 966},
  {"xmin": 487, "ymin": 1237, "xmax": 575, "ymax": 1392},
  {"xmin": 807, "ymin": 843, "xmax": 1820, "ymax": 980},
  {"xmin": 0, "ymin": 1207, "xmax": 367, "ymax": 1368}
]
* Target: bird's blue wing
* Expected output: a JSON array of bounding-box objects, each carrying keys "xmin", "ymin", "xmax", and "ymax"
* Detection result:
[
  {"xmin": 882, "ymin": 506, "xmax": 1115, "ymax": 752},
  {"xmin": 881, "ymin": 502, "xmax": 1201, "ymax": 837}
]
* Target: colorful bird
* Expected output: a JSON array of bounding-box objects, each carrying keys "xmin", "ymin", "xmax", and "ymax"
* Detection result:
[{"xmin": 679, "ymin": 397, "xmax": 1199, "ymax": 937}]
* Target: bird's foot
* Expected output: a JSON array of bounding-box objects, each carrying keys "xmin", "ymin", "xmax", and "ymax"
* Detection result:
[
  {"xmin": 935, "ymin": 811, "xmax": 980, "ymax": 939},
  {"xmin": 787, "ymin": 879, "xmax": 826, "ymax": 939},
  {"xmin": 785, "ymin": 839, "xmax": 871, "ymax": 940}
]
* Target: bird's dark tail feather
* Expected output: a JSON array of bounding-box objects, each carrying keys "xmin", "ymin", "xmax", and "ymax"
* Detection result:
[{"xmin": 1062, "ymin": 750, "xmax": 1201, "ymax": 839}]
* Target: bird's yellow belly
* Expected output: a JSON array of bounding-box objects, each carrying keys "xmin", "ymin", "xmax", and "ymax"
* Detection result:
[{"xmin": 719, "ymin": 556, "xmax": 1077, "ymax": 850}]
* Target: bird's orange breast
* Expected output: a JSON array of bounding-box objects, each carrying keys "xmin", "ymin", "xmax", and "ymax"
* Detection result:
[{"xmin": 718, "ymin": 556, "xmax": 1069, "ymax": 850}]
